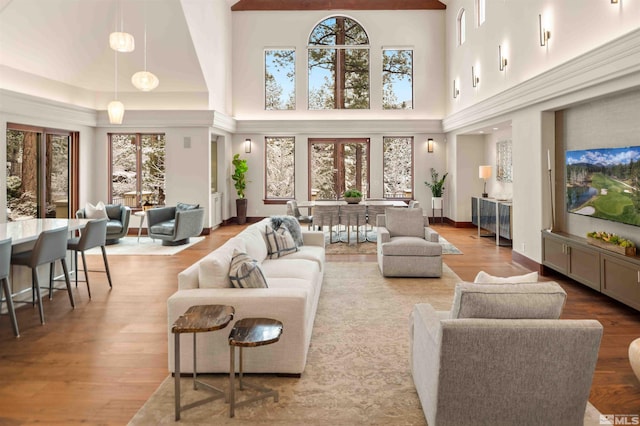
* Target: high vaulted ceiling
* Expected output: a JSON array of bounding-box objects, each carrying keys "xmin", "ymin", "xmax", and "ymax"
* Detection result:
[
  {"xmin": 0, "ymin": 0, "xmax": 207, "ymax": 95},
  {"xmin": 230, "ymin": 0, "xmax": 446, "ymax": 11}
]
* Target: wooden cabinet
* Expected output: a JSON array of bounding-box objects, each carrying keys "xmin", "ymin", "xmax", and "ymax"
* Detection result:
[
  {"xmin": 601, "ymin": 254, "xmax": 640, "ymax": 311},
  {"xmin": 542, "ymin": 230, "xmax": 640, "ymax": 310}
]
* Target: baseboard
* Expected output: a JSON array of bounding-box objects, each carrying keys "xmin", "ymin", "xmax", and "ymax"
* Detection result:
[{"xmin": 512, "ymin": 250, "xmax": 540, "ymax": 272}]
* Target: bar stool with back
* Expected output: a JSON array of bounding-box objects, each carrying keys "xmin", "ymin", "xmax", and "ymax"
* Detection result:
[
  {"xmin": 66, "ymin": 218, "xmax": 113, "ymax": 299},
  {"xmin": 0, "ymin": 238, "xmax": 19, "ymax": 337},
  {"xmin": 10, "ymin": 226, "xmax": 75, "ymax": 325}
]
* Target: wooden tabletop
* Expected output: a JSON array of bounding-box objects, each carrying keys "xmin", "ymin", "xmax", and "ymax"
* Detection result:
[
  {"xmin": 171, "ymin": 305, "xmax": 235, "ymax": 334},
  {"xmin": 228, "ymin": 318, "xmax": 283, "ymax": 347}
]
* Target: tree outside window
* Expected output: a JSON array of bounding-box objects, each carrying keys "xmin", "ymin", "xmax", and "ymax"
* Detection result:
[
  {"xmin": 383, "ymin": 137, "xmax": 413, "ymax": 199},
  {"xmin": 383, "ymin": 49, "xmax": 413, "ymax": 110},
  {"xmin": 265, "ymin": 49, "xmax": 295, "ymax": 110},
  {"xmin": 265, "ymin": 137, "xmax": 295, "ymax": 199},
  {"xmin": 110, "ymin": 133, "xmax": 166, "ymax": 208},
  {"xmin": 308, "ymin": 16, "xmax": 370, "ymax": 110}
]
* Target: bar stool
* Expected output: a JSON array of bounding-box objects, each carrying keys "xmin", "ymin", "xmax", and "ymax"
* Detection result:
[
  {"xmin": 228, "ymin": 317, "xmax": 283, "ymax": 418},
  {"xmin": 66, "ymin": 219, "xmax": 112, "ymax": 299},
  {"xmin": 10, "ymin": 226, "xmax": 75, "ymax": 325},
  {"xmin": 0, "ymin": 238, "xmax": 19, "ymax": 337}
]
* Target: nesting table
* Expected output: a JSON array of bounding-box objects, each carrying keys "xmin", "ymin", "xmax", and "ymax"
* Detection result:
[{"xmin": 171, "ymin": 304, "xmax": 235, "ymax": 421}]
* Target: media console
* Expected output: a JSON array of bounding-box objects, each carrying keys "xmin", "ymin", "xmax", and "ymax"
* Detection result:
[{"xmin": 542, "ymin": 230, "xmax": 640, "ymax": 311}]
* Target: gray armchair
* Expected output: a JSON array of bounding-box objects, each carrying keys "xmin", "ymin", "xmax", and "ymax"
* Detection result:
[
  {"xmin": 377, "ymin": 207, "xmax": 441, "ymax": 277},
  {"xmin": 76, "ymin": 204, "xmax": 131, "ymax": 245},
  {"xmin": 146, "ymin": 204, "xmax": 204, "ymax": 246},
  {"xmin": 410, "ymin": 282, "xmax": 603, "ymax": 426}
]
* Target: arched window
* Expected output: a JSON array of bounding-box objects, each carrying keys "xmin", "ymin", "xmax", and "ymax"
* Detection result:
[
  {"xmin": 457, "ymin": 9, "xmax": 466, "ymax": 46},
  {"xmin": 308, "ymin": 16, "xmax": 370, "ymax": 109},
  {"xmin": 475, "ymin": 0, "xmax": 485, "ymax": 27}
]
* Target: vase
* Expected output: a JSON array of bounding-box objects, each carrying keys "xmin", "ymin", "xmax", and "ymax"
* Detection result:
[
  {"xmin": 236, "ymin": 198, "xmax": 248, "ymax": 225},
  {"xmin": 344, "ymin": 197, "xmax": 362, "ymax": 204}
]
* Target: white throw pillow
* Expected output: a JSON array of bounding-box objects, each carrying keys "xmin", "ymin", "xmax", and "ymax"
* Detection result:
[
  {"xmin": 229, "ymin": 250, "xmax": 268, "ymax": 289},
  {"xmin": 474, "ymin": 270, "xmax": 539, "ymax": 284},
  {"xmin": 85, "ymin": 201, "xmax": 109, "ymax": 220},
  {"xmin": 265, "ymin": 224, "xmax": 298, "ymax": 259},
  {"xmin": 198, "ymin": 237, "xmax": 246, "ymax": 289}
]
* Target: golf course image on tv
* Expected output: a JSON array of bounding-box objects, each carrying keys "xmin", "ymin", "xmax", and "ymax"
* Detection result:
[{"xmin": 566, "ymin": 146, "xmax": 640, "ymax": 226}]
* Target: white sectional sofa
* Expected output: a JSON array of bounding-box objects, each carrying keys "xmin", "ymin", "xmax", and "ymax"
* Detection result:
[{"xmin": 167, "ymin": 217, "xmax": 325, "ymax": 375}]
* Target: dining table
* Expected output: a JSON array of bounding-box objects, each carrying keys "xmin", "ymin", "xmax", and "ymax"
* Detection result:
[{"xmin": 296, "ymin": 199, "xmax": 408, "ymax": 209}]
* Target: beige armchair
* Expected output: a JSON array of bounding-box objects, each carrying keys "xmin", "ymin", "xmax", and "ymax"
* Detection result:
[
  {"xmin": 376, "ymin": 207, "xmax": 442, "ymax": 277},
  {"xmin": 410, "ymin": 282, "xmax": 603, "ymax": 426}
]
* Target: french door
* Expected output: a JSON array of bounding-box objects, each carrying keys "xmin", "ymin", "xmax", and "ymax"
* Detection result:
[
  {"xmin": 6, "ymin": 123, "xmax": 78, "ymax": 221},
  {"xmin": 309, "ymin": 138, "xmax": 369, "ymax": 200}
]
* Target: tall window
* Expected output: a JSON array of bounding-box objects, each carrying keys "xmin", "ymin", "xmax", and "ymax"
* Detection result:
[
  {"xmin": 308, "ymin": 16, "xmax": 370, "ymax": 110},
  {"xmin": 383, "ymin": 49, "xmax": 413, "ymax": 110},
  {"xmin": 110, "ymin": 133, "xmax": 166, "ymax": 208},
  {"xmin": 383, "ymin": 137, "xmax": 413, "ymax": 199},
  {"xmin": 309, "ymin": 138, "xmax": 369, "ymax": 199},
  {"xmin": 265, "ymin": 137, "xmax": 295, "ymax": 200},
  {"xmin": 457, "ymin": 9, "xmax": 466, "ymax": 46},
  {"xmin": 265, "ymin": 49, "xmax": 295, "ymax": 110},
  {"xmin": 476, "ymin": 0, "xmax": 485, "ymax": 27},
  {"xmin": 6, "ymin": 123, "xmax": 78, "ymax": 221}
]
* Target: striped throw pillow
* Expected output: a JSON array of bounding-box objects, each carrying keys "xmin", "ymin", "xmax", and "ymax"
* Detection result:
[
  {"xmin": 265, "ymin": 224, "xmax": 298, "ymax": 259},
  {"xmin": 229, "ymin": 250, "xmax": 268, "ymax": 288}
]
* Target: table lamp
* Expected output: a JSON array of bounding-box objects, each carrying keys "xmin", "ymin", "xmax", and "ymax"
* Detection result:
[{"xmin": 479, "ymin": 165, "xmax": 492, "ymax": 198}]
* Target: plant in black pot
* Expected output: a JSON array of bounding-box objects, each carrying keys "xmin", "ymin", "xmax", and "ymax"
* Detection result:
[
  {"xmin": 232, "ymin": 153, "xmax": 248, "ymax": 224},
  {"xmin": 343, "ymin": 188, "xmax": 363, "ymax": 204}
]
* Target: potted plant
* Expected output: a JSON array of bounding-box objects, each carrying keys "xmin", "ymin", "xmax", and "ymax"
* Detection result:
[
  {"xmin": 425, "ymin": 168, "xmax": 448, "ymax": 210},
  {"xmin": 232, "ymin": 153, "xmax": 248, "ymax": 224},
  {"xmin": 586, "ymin": 231, "xmax": 636, "ymax": 256},
  {"xmin": 343, "ymin": 188, "xmax": 363, "ymax": 204}
]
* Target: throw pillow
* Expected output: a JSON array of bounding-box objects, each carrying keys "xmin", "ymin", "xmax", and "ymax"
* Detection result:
[
  {"xmin": 104, "ymin": 203, "xmax": 122, "ymax": 220},
  {"xmin": 271, "ymin": 215, "xmax": 304, "ymax": 247},
  {"xmin": 474, "ymin": 270, "xmax": 539, "ymax": 284},
  {"xmin": 177, "ymin": 202, "xmax": 199, "ymax": 211},
  {"xmin": 85, "ymin": 202, "xmax": 109, "ymax": 220},
  {"xmin": 229, "ymin": 250, "xmax": 268, "ymax": 288},
  {"xmin": 450, "ymin": 282, "xmax": 567, "ymax": 319},
  {"xmin": 265, "ymin": 224, "xmax": 298, "ymax": 259},
  {"xmin": 384, "ymin": 207, "xmax": 424, "ymax": 238},
  {"xmin": 199, "ymin": 238, "xmax": 246, "ymax": 289}
]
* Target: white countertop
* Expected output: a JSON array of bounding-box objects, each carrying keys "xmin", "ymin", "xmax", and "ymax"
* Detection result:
[{"xmin": 0, "ymin": 218, "xmax": 90, "ymax": 245}]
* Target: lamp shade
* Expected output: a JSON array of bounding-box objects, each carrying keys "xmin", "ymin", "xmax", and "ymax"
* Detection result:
[
  {"xmin": 479, "ymin": 165, "xmax": 492, "ymax": 179},
  {"xmin": 107, "ymin": 100, "xmax": 125, "ymax": 124},
  {"xmin": 131, "ymin": 71, "xmax": 159, "ymax": 91},
  {"xmin": 109, "ymin": 32, "xmax": 135, "ymax": 53}
]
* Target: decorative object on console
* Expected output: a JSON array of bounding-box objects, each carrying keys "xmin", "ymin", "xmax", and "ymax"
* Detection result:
[
  {"xmin": 479, "ymin": 165, "xmax": 492, "ymax": 198},
  {"xmin": 586, "ymin": 231, "xmax": 636, "ymax": 256},
  {"xmin": 232, "ymin": 154, "xmax": 248, "ymax": 224},
  {"xmin": 343, "ymin": 188, "xmax": 362, "ymax": 204}
]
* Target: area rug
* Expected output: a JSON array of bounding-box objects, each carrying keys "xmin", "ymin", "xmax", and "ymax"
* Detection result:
[
  {"xmin": 85, "ymin": 236, "xmax": 204, "ymax": 256},
  {"xmin": 324, "ymin": 231, "xmax": 462, "ymax": 255},
  {"xmin": 127, "ymin": 262, "xmax": 603, "ymax": 425}
]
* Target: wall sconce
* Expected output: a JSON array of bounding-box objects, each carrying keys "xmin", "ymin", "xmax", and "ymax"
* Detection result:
[
  {"xmin": 479, "ymin": 165, "xmax": 492, "ymax": 198},
  {"xmin": 539, "ymin": 14, "xmax": 551, "ymax": 46},
  {"xmin": 471, "ymin": 66, "xmax": 479, "ymax": 87},
  {"xmin": 427, "ymin": 138, "xmax": 434, "ymax": 153},
  {"xmin": 498, "ymin": 45, "xmax": 508, "ymax": 71},
  {"xmin": 611, "ymin": 0, "xmax": 619, "ymax": 3},
  {"xmin": 244, "ymin": 138, "xmax": 252, "ymax": 153},
  {"xmin": 453, "ymin": 80, "xmax": 459, "ymax": 98}
]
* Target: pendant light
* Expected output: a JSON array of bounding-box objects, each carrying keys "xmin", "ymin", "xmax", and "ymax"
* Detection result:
[
  {"xmin": 109, "ymin": 0, "xmax": 135, "ymax": 53},
  {"xmin": 131, "ymin": 1, "xmax": 159, "ymax": 92},
  {"xmin": 108, "ymin": 51, "xmax": 125, "ymax": 124}
]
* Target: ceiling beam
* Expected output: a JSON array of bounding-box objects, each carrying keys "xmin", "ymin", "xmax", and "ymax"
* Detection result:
[{"xmin": 231, "ymin": 0, "xmax": 446, "ymax": 11}]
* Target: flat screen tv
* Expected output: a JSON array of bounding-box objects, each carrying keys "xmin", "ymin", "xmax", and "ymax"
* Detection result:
[{"xmin": 566, "ymin": 146, "xmax": 640, "ymax": 226}]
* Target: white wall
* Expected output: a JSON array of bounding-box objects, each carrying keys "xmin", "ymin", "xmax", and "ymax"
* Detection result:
[
  {"xmin": 445, "ymin": 0, "xmax": 640, "ymax": 116},
  {"xmin": 232, "ymin": 10, "xmax": 446, "ymax": 120}
]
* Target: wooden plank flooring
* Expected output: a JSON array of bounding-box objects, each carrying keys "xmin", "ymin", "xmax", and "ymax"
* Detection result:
[{"xmin": 0, "ymin": 223, "xmax": 638, "ymax": 423}]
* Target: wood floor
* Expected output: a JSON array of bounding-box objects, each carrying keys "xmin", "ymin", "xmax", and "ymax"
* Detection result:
[{"xmin": 0, "ymin": 223, "xmax": 638, "ymax": 424}]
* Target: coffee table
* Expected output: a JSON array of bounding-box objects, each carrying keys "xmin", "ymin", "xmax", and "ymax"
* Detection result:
[{"xmin": 172, "ymin": 304, "xmax": 235, "ymax": 421}]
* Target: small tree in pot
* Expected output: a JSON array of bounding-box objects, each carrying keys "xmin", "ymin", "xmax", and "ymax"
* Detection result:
[
  {"xmin": 425, "ymin": 168, "xmax": 448, "ymax": 211},
  {"xmin": 232, "ymin": 153, "xmax": 248, "ymax": 224}
]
